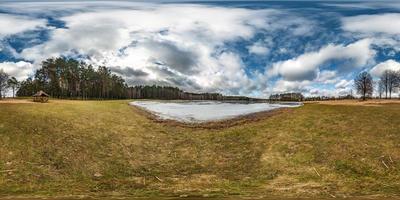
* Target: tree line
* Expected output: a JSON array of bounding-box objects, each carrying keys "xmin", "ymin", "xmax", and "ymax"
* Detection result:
[
  {"xmin": 127, "ymin": 85, "xmax": 225, "ymax": 100},
  {"xmin": 16, "ymin": 58, "xmax": 127, "ymax": 99},
  {"xmin": 354, "ymin": 70, "xmax": 400, "ymax": 100},
  {"xmin": 269, "ymin": 93, "xmax": 304, "ymax": 101},
  {"xmin": 8, "ymin": 57, "xmax": 230, "ymax": 100}
]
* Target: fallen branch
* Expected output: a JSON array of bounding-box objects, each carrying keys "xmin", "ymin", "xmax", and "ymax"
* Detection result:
[
  {"xmin": 313, "ymin": 167, "xmax": 321, "ymax": 177},
  {"xmin": 155, "ymin": 176, "xmax": 163, "ymax": 182},
  {"xmin": 382, "ymin": 160, "xmax": 389, "ymax": 169}
]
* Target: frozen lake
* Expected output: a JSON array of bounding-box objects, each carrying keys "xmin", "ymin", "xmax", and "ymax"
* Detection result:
[{"xmin": 130, "ymin": 101, "xmax": 302, "ymax": 123}]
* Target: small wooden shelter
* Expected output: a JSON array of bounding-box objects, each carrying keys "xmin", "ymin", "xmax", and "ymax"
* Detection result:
[{"xmin": 33, "ymin": 90, "xmax": 50, "ymax": 103}]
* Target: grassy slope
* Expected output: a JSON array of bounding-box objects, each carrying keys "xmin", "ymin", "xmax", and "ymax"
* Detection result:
[{"xmin": 0, "ymin": 100, "xmax": 399, "ymax": 198}]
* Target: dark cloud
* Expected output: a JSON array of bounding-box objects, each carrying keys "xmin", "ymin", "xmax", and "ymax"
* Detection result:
[
  {"xmin": 143, "ymin": 40, "xmax": 199, "ymax": 75},
  {"xmin": 284, "ymin": 70, "xmax": 317, "ymax": 82},
  {"xmin": 110, "ymin": 66, "xmax": 148, "ymax": 77},
  {"xmin": 150, "ymin": 64, "xmax": 202, "ymax": 90},
  {"xmin": 114, "ymin": 62, "xmax": 201, "ymax": 90}
]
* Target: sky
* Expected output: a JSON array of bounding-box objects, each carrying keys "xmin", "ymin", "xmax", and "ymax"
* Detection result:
[{"xmin": 1, "ymin": 1, "xmax": 400, "ymax": 97}]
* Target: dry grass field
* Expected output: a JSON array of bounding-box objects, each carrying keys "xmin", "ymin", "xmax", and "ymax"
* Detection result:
[
  {"xmin": 0, "ymin": 99, "xmax": 399, "ymax": 199},
  {"xmin": 306, "ymin": 99, "xmax": 400, "ymax": 106}
]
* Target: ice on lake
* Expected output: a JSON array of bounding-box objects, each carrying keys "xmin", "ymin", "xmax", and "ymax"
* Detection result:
[{"xmin": 130, "ymin": 101, "xmax": 302, "ymax": 123}]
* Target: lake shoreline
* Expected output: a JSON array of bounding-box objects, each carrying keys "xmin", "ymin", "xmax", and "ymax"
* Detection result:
[
  {"xmin": 129, "ymin": 101, "xmax": 302, "ymax": 125},
  {"xmin": 131, "ymin": 102, "xmax": 293, "ymax": 129}
]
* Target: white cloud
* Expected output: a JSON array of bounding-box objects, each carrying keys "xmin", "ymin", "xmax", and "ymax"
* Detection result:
[
  {"xmin": 316, "ymin": 70, "xmax": 338, "ymax": 84},
  {"xmin": 19, "ymin": 4, "xmax": 272, "ymax": 94},
  {"xmin": 16, "ymin": 2, "xmax": 315, "ymax": 95},
  {"xmin": 308, "ymin": 88, "xmax": 335, "ymax": 97},
  {"xmin": 335, "ymin": 79, "xmax": 352, "ymax": 89},
  {"xmin": 0, "ymin": 61, "xmax": 34, "ymax": 80},
  {"xmin": 371, "ymin": 37, "xmax": 400, "ymax": 53},
  {"xmin": 342, "ymin": 13, "xmax": 400, "ymax": 35},
  {"xmin": 268, "ymin": 39, "xmax": 375, "ymax": 81},
  {"xmin": 0, "ymin": 14, "xmax": 46, "ymax": 38},
  {"xmin": 272, "ymin": 79, "xmax": 312, "ymax": 93},
  {"xmin": 21, "ymin": 19, "xmax": 131, "ymax": 61},
  {"xmin": 370, "ymin": 59, "xmax": 400, "ymax": 77},
  {"xmin": 303, "ymin": 79, "xmax": 353, "ymax": 97},
  {"xmin": 335, "ymin": 79, "xmax": 354, "ymax": 96},
  {"xmin": 264, "ymin": 38, "xmax": 371, "ymax": 96},
  {"xmin": 21, "ymin": 5, "xmax": 272, "ymax": 62},
  {"xmin": 270, "ymin": 72, "xmax": 354, "ymax": 97},
  {"xmin": 247, "ymin": 40, "xmax": 270, "ymax": 55}
]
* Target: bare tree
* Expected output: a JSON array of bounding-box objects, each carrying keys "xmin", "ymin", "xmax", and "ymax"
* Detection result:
[
  {"xmin": 354, "ymin": 71, "xmax": 373, "ymax": 101},
  {"xmin": 388, "ymin": 70, "xmax": 400, "ymax": 98},
  {"xmin": 380, "ymin": 70, "xmax": 400, "ymax": 99},
  {"xmin": 0, "ymin": 69, "xmax": 9, "ymax": 99},
  {"xmin": 378, "ymin": 80, "xmax": 385, "ymax": 99},
  {"xmin": 397, "ymin": 71, "xmax": 400, "ymax": 99},
  {"xmin": 380, "ymin": 70, "xmax": 390, "ymax": 98}
]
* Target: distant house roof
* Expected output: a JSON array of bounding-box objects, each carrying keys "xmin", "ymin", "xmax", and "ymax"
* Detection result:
[{"xmin": 33, "ymin": 90, "xmax": 50, "ymax": 97}]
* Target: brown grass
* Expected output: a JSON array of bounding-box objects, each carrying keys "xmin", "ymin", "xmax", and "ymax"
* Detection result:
[
  {"xmin": 0, "ymin": 99, "xmax": 33, "ymax": 104},
  {"xmin": 0, "ymin": 99, "xmax": 399, "ymax": 199},
  {"xmin": 305, "ymin": 99, "xmax": 400, "ymax": 106}
]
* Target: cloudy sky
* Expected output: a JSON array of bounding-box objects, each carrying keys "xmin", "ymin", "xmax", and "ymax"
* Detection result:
[{"xmin": 1, "ymin": 0, "xmax": 400, "ymax": 97}]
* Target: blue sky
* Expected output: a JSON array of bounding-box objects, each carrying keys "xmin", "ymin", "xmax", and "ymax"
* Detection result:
[{"xmin": 0, "ymin": 1, "xmax": 400, "ymax": 97}]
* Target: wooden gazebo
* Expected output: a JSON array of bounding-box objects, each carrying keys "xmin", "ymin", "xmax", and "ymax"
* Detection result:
[{"xmin": 33, "ymin": 90, "xmax": 50, "ymax": 103}]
